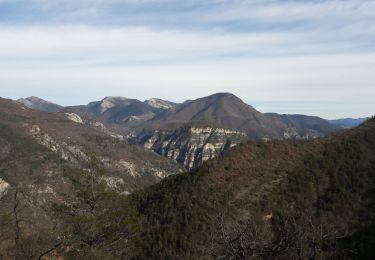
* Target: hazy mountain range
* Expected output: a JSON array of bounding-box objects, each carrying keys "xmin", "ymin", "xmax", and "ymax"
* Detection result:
[
  {"xmin": 17, "ymin": 93, "xmax": 364, "ymax": 169},
  {"xmin": 18, "ymin": 94, "xmax": 365, "ymax": 129},
  {"xmin": 328, "ymin": 118, "xmax": 368, "ymax": 128}
]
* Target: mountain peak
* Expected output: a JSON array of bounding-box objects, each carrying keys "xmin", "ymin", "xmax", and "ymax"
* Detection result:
[
  {"xmin": 96, "ymin": 96, "xmax": 129, "ymax": 113},
  {"xmin": 202, "ymin": 92, "xmax": 238, "ymax": 101},
  {"xmin": 17, "ymin": 96, "xmax": 63, "ymax": 113},
  {"xmin": 209, "ymin": 92, "xmax": 236, "ymax": 97},
  {"xmin": 25, "ymin": 96, "xmax": 45, "ymax": 102},
  {"xmin": 101, "ymin": 96, "xmax": 128, "ymax": 102},
  {"xmin": 18, "ymin": 96, "xmax": 47, "ymax": 104},
  {"xmin": 141, "ymin": 92, "xmax": 272, "ymax": 136},
  {"xmin": 197, "ymin": 92, "xmax": 252, "ymax": 108}
]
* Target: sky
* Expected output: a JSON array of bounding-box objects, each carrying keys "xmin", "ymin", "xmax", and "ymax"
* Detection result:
[{"xmin": 0, "ymin": 0, "xmax": 374, "ymax": 119}]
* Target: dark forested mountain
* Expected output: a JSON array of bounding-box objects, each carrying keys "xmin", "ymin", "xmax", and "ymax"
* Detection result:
[
  {"xmin": 17, "ymin": 96, "xmax": 64, "ymax": 113},
  {"xmin": 125, "ymin": 117, "xmax": 375, "ymax": 259}
]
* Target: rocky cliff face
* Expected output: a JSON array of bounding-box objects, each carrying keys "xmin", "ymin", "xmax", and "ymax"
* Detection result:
[
  {"xmin": 132, "ymin": 123, "xmax": 336, "ymax": 169},
  {"xmin": 0, "ymin": 178, "xmax": 10, "ymax": 199},
  {"xmin": 132, "ymin": 126, "xmax": 248, "ymax": 169}
]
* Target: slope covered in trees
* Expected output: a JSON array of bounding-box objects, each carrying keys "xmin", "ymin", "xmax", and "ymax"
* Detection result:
[
  {"xmin": 127, "ymin": 117, "xmax": 375, "ymax": 259},
  {"xmin": 55, "ymin": 118, "xmax": 375, "ymax": 259}
]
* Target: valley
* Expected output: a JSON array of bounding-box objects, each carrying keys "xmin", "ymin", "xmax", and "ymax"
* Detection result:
[{"xmin": 0, "ymin": 93, "xmax": 371, "ymax": 259}]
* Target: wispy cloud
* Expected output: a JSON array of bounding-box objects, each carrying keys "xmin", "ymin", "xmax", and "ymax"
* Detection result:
[{"xmin": 0, "ymin": 0, "xmax": 374, "ymax": 118}]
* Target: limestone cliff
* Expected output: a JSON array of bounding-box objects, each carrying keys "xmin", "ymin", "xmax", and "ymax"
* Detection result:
[{"xmin": 132, "ymin": 126, "xmax": 247, "ymax": 169}]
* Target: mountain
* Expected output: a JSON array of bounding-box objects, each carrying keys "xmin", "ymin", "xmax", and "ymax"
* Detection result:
[
  {"xmin": 46, "ymin": 117, "xmax": 375, "ymax": 259},
  {"xmin": 130, "ymin": 93, "xmax": 343, "ymax": 169},
  {"xmin": 63, "ymin": 96, "xmax": 164, "ymax": 130},
  {"xmin": 1, "ymin": 94, "xmax": 373, "ymax": 259},
  {"xmin": 17, "ymin": 96, "xmax": 63, "ymax": 113},
  {"xmin": 329, "ymin": 117, "xmax": 368, "ymax": 128},
  {"xmin": 266, "ymin": 113, "xmax": 341, "ymax": 138},
  {"xmin": 21, "ymin": 93, "xmax": 344, "ymax": 169},
  {"xmin": 0, "ymin": 97, "xmax": 182, "ymax": 259},
  {"xmin": 140, "ymin": 93, "xmax": 285, "ymax": 136}
]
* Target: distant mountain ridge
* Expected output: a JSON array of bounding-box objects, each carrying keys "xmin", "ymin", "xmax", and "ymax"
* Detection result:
[
  {"xmin": 14, "ymin": 93, "xmax": 368, "ymax": 169},
  {"xmin": 17, "ymin": 96, "xmax": 63, "ymax": 113},
  {"xmin": 63, "ymin": 96, "xmax": 178, "ymax": 131},
  {"xmin": 16, "ymin": 94, "xmax": 365, "ymax": 132},
  {"xmin": 328, "ymin": 117, "xmax": 367, "ymax": 128},
  {"xmin": 265, "ymin": 113, "xmax": 341, "ymax": 138}
]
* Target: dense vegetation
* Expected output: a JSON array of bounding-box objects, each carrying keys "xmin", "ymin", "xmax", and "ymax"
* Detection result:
[{"xmin": 55, "ymin": 118, "xmax": 375, "ymax": 259}]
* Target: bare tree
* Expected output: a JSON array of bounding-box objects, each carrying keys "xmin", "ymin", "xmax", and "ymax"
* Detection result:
[
  {"xmin": 12, "ymin": 186, "xmax": 27, "ymax": 260},
  {"xmin": 211, "ymin": 212, "xmax": 353, "ymax": 260},
  {"xmin": 210, "ymin": 212, "xmax": 272, "ymax": 259}
]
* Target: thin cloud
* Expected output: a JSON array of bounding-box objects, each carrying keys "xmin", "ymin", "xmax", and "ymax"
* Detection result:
[{"xmin": 0, "ymin": 0, "xmax": 374, "ymax": 118}]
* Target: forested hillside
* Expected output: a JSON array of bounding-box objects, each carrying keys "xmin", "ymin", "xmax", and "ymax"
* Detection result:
[
  {"xmin": 128, "ymin": 117, "xmax": 375, "ymax": 259},
  {"xmin": 55, "ymin": 118, "xmax": 375, "ymax": 259}
]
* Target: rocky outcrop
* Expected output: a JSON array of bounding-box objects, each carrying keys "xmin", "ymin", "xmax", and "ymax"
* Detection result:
[
  {"xmin": 29, "ymin": 125, "xmax": 89, "ymax": 163},
  {"xmin": 64, "ymin": 113, "xmax": 125, "ymax": 140},
  {"xmin": 0, "ymin": 178, "xmax": 10, "ymax": 198},
  {"xmin": 65, "ymin": 112, "xmax": 84, "ymax": 124},
  {"xmin": 145, "ymin": 98, "xmax": 178, "ymax": 110},
  {"xmin": 133, "ymin": 126, "xmax": 247, "ymax": 169}
]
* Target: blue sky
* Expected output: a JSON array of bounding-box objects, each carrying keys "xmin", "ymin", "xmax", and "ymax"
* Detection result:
[{"xmin": 0, "ymin": 0, "xmax": 374, "ymax": 119}]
